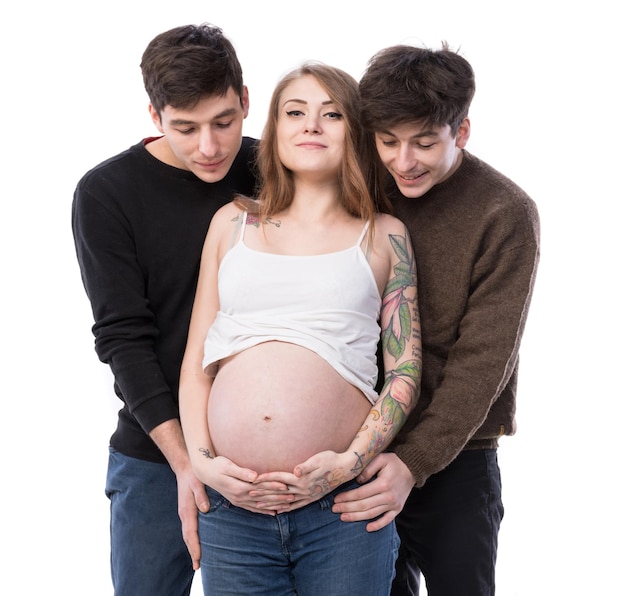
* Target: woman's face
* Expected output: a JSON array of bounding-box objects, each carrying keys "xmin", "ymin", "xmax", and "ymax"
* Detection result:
[{"xmin": 276, "ymin": 75, "xmax": 345, "ymax": 181}]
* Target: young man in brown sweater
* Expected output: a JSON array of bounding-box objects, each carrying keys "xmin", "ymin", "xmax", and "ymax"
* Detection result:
[{"xmin": 333, "ymin": 44, "xmax": 540, "ymax": 595}]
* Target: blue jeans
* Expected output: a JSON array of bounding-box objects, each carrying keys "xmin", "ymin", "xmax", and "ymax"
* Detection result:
[
  {"xmin": 391, "ymin": 449, "xmax": 504, "ymax": 596},
  {"xmin": 105, "ymin": 448, "xmax": 194, "ymax": 596},
  {"xmin": 200, "ymin": 480, "xmax": 399, "ymax": 595}
]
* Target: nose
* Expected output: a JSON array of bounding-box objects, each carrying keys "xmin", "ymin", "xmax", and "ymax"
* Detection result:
[
  {"xmin": 303, "ymin": 113, "xmax": 321, "ymax": 134},
  {"xmin": 395, "ymin": 143, "xmax": 417, "ymax": 172},
  {"xmin": 198, "ymin": 129, "xmax": 219, "ymax": 156}
]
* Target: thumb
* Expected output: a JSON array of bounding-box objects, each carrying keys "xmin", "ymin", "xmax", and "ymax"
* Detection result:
[{"xmin": 194, "ymin": 488, "xmax": 210, "ymax": 513}]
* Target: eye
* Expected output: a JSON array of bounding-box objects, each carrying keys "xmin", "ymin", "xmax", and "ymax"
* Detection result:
[
  {"xmin": 286, "ymin": 109, "xmax": 304, "ymax": 117},
  {"xmin": 176, "ymin": 128, "xmax": 195, "ymax": 135},
  {"xmin": 215, "ymin": 120, "xmax": 233, "ymax": 129},
  {"xmin": 417, "ymin": 142, "xmax": 435, "ymax": 149},
  {"xmin": 324, "ymin": 111, "xmax": 343, "ymax": 120}
]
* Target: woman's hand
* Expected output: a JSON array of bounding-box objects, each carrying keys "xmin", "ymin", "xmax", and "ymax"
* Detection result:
[
  {"xmin": 251, "ymin": 450, "xmax": 355, "ymax": 512},
  {"xmin": 197, "ymin": 454, "xmax": 289, "ymax": 514}
]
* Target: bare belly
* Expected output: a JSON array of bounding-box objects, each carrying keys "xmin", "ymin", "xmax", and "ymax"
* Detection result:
[{"xmin": 207, "ymin": 341, "xmax": 372, "ymax": 473}]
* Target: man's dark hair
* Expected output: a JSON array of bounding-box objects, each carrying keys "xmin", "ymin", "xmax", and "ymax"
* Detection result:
[
  {"xmin": 140, "ymin": 23, "xmax": 244, "ymax": 115},
  {"xmin": 359, "ymin": 43, "xmax": 475, "ymax": 135}
]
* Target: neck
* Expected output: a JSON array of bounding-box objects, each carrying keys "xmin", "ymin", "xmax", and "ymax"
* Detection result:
[{"xmin": 145, "ymin": 136, "xmax": 184, "ymax": 169}]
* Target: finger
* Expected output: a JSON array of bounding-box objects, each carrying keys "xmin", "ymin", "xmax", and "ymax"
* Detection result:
[
  {"xmin": 293, "ymin": 462, "xmax": 319, "ymax": 478},
  {"xmin": 334, "ymin": 496, "xmax": 380, "ymax": 518},
  {"xmin": 182, "ymin": 523, "xmax": 202, "ymax": 570},
  {"xmin": 228, "ymin": 465, "xmax": 258, "ymax": 483},
  {"xmin": 365, "ymin": 510, "xmax": 398, "ymax": 532},
  {"xmin": 260, "ymin": 497, "xmax": 313, "ymax": 513},
  {"xmin": 333, "ymin": 481, "xmax": 377, "ymax": 504},
  {"xmin": 254, "ymin": 471, "xmax": 297, "ymax": 484},
  {"xmin": 337, "ymin": 503, "xmax": 391, "ymax": 524},
  {"xmin": 193, "ymin": 488, "xmax": 210, "ymax": 513},
  {"xmin": 248, "ymin": 480, "xmax": 290, "ymax": 494},
  {"xmin": 250, "ymin": 492, "xmax": 295, "ymax": 504},
  {"xmin": 356, "ymin": 457, "xmax": 386, "ymax": 483}
]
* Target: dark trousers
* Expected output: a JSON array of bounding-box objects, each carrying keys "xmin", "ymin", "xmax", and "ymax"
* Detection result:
[{"xmin": 391, "ymin": 449, "xmax": 504, "ymax": 596}]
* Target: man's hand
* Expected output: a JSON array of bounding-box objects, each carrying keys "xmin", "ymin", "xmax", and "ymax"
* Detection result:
[
  {"xmin": 177, "ymin": 467, "xmax": 210, "ymax": 570},
  {"xmin": 332, "ymin": 452, "xmax": 415, "ymax": 532}
]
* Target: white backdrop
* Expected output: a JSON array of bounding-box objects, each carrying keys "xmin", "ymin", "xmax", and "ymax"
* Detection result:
[{"xmin": 1, "ymin": 1, "xmax": 623, "ymax": 595}]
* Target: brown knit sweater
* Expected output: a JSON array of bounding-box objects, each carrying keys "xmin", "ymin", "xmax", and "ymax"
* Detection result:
[{"xmin": 390, "ymin": 151, "xmax": 540, "ymax": 488}]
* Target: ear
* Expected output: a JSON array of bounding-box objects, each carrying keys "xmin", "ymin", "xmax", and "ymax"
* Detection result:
[
  {"xmin": 241, "ymin": 86, "xmax": 250, "ymax": 119},
  {"xmin": 148, "ymin": 103, "xmax": 164, "ymax": 133},
  {"xmin": 455, "ymin": 117, "xmax": 470, "ymax": 149}
]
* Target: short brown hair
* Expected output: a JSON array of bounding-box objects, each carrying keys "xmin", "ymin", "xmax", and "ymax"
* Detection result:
[
  {"xmin": 140, "ymin": 24, "xmax": 244, "ymax": 115},
  {"xmin": 360, "ymin": 44, "xmax": 475, "ymax": 136}
]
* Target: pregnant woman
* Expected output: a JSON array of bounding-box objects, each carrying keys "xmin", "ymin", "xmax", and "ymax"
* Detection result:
[{"xmin": 179, "ymin": 62, "xmax": 421, "ymax": 596}]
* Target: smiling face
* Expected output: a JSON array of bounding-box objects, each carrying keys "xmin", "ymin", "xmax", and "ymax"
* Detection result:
[
  {"xmin": 275, "ymin": 75, "xmax": 345, "ymax": 182},
  {"xmin": 374, "ymin": 119, "xmax": 470, "ymax": 198},
  {"xmin": 149, "ymin": 86, "xmax": 249, "ymax": 183}
]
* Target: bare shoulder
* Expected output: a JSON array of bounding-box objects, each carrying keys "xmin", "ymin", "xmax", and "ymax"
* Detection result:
[
  {"xmin": 213, "ymin": 200, "xmax": 246, "ymax": 225},
  {"xmin": 373, "ymin": 213, "xmax": 410, "ymax": 246},
  {"xmin": 203, "ymin": 201, "xmax": 246, "ymax": 256}
]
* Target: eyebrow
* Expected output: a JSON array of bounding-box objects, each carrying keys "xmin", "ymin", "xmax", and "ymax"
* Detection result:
[
  {"xmin": 282, "ymin": 98, "xmax": 335, "ymax": 108},
  {"xmin": 169, "ymin": 107, "xmax": 238, "ymax": 126},
  {"xmin": 378, "ymin": 129, "xmax": 438, "ymax": 139}
]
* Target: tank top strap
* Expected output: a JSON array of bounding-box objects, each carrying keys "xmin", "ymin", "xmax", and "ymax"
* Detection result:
[
  {"xmin": 356, "ymin": 220, "xmax": 370, "ymax": 246},
  {"xmin": 227, "ymin": 210, "xmax": 248, "ymax": 249},
  {"xmin": 357, "ymin": 220, "xmax": 373, "ymax": 261},
  {"xmin": 239, "ymin": 211, "xmax": 248, "ymax": 241}
]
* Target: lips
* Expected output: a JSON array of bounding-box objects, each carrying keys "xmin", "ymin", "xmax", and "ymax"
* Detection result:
[
  {"xmin": 196, "ymin": 156, "xmax": 227, "ymax": 169},
  {"xmin": 398, "ymin": 171, "xmax": 426, "ymax": 182}
]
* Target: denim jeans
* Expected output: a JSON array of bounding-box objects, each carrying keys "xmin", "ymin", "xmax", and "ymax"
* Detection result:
[
  {"xmin": 200, "ymin": 480, "xmax": 399, "ymax": 595},
  {"xmin": 391, "ymin": 449, "xmax": 504, "ymax": 596},
  {"xmin": 105, "ymin": 448, "xmax": 194, "ymax": 596}
]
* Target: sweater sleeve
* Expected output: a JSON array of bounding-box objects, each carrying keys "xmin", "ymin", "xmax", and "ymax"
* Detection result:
[
  {"xmin": 72, "ymin": 181, "xmax": 178, "ymax": 435},
  {"xmin": 394, "ymin": 193, "xmax": 540, "ymax": 487}
]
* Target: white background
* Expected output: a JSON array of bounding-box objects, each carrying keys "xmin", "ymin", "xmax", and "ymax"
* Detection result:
[{"xmin": 1, "ymin": 1, "xmax": 623, "ymax": 595}]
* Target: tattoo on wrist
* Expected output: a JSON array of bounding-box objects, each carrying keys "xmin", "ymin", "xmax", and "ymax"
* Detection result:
[
  {"xmin": 351, "ymin": 451, "xmax": 365, "ymax": 476},
  {"xmin": 199, "ymin": 447, "xmax": 213, "ymax": 459}
]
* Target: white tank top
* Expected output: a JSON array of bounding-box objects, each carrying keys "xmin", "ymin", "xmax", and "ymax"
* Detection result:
[{"xmin": 203, "ymin": 213, "xmax": 382, "ymax": 404}]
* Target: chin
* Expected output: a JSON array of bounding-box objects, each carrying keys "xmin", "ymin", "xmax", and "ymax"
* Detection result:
[
  {"xmin": 194, "ymin": 168, "xmax": 228, "ymax": 184},
  {"xmin": 397, "ymin": 185, "xmax": 430, "ymax": 199}
]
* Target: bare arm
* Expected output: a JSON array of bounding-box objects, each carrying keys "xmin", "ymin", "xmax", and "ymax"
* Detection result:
[
  {"xmin": 179, "ymin": 207, "xmax": 286, "ymax": 519},
  {"xmin": 254, "ymin": 220, "xmax": 421, "ymax": 509}
]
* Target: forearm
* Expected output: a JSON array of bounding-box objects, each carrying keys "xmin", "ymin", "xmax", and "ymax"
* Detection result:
[
  {"xmin": 346, "ymin": 224, "xmax": 421, "ymax": 476},
  {"xmin": 149, "ymin": 418, "xmax": 193, "ymax": 475},
  {"xmin": 342, "ymin": 359, "xmax": 420, "ymax": 477},
  {"xmin": 179, "ymin": 370, "xmax": 215, "ymax": 479}
]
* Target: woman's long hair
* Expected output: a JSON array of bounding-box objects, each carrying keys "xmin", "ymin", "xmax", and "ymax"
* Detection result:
[{"xmin": 241, "ymin": 62, "xmax": 390, "ymax": 226}]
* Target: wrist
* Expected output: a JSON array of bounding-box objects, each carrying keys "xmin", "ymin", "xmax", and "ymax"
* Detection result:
[{"xmin": 338, "ymin": 450, "xmax": 363, "ymax": 481}]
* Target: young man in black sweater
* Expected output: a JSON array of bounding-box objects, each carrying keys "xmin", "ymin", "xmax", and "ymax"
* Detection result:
[{"xmin": 72, "ymin": 24, "xmax": 257, "ymax": 595}]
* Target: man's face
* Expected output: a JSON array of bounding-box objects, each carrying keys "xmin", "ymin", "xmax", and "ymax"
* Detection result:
[
  {"xmin": 149, "ymin": 86, "xmax": 249, "ymax": 183},
  {"xmin": 374, "ymin": 119, "xmax": 470, "ymax": 198}
]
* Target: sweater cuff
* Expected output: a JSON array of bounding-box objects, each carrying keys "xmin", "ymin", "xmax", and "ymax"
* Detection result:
[{"xmin": 393, "ymin": 443, "xmax": 429, "ymax": 488}]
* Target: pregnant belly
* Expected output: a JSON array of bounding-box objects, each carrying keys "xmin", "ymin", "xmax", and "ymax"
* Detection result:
[{"xmin": 207, "ymin": 341, "xmax": 372, "ymax": 473}]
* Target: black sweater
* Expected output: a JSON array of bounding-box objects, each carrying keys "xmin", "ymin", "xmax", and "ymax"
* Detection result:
[{"xmin": 72, "ymin": 137, "xmax": 258, "ymax": 462}]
